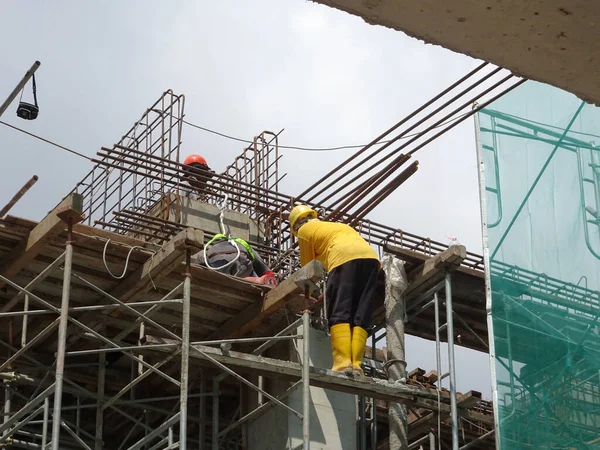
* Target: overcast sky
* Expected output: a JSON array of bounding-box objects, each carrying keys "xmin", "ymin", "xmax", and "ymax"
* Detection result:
[{"xmin": 1, "ymin": 1, "xmax": 491, "ymax": 397}]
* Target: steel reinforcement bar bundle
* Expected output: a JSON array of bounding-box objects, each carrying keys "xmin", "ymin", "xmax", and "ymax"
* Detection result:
[{"xmin": 90, "ymin": 63, "xmax": 524, "ymax": 272}]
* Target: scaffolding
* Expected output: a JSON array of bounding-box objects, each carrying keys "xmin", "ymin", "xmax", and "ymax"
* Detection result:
[
  {"xmin": 0, "ymin": 64, "xmax": 530, "ymax": 448},
  {"xmin": 476, "ymin": 82, "xmax": 600, "ymax": 449}
]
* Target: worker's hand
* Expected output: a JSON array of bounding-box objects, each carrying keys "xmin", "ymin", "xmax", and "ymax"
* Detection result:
[{"xmin": 304, "ymin": 292, "xmax": 323, "ymax": 305}]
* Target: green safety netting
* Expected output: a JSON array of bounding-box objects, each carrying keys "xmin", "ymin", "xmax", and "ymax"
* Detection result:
[{"xmin": 477, "ymin": 81, "xmax": 600, "ymax": 449}]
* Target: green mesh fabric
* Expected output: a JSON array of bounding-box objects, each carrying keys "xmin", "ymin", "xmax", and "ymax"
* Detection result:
[{"xmin": 477, "ymin": 81, "xmax": 600, "ymax": 449}]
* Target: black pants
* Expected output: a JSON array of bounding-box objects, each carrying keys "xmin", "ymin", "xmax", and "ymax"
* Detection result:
[{"xmin": 326, "ymin": 258, "xmax": 379, "ymax": 329}]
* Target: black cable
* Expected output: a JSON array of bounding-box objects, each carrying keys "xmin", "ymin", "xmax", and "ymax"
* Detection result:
[
  {"xmin": 0, "ymin": 120, "xmax": 93, "ymax": 161},
  {"xmin": 182, "ymin": 112, "xmax": 472, "ymax": 152}
]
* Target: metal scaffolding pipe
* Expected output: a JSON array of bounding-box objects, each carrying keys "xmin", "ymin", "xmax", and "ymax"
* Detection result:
[
  {"xmin": 2, "ymin": 383, "xmax": 9, "ymax": 438},
  {"xmin": 212, "ymin": 376, "xmax": 221, "ymax": 450},
  {"xmin": 95, "ymin": 351, "xmax": 106, "ymax": 450},
  {"xmin": 42, "ymin": 397, "xmax": 49, "ymax": 448},
  {"xmin": 179, "ymin": 261, "xmax": 191, "ymax": 450},
  {"xmin": 0, "ymin": 175, "xmax": 39, "ymax": 218},
  {"xmin": 50, "ymin": 223, "xmax": 74, "ymax": 450},
  {"xmin": 458, "ymin": 430, "xmax": 494, "ymax": 449},
  {"xmin": 302, "ymin": 309, "xmax": 311, "ymax": 450},
  {"xmin": 445, "ymin": 273, "xmax": 459, "ymax": 450},
  {"xmin": 126, "ymin": 413, "xmax": 180, "ymax": 450}
]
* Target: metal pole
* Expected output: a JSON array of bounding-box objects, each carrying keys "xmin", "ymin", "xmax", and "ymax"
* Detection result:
[
  {"xmin": 0, "ymin": 175, "xmax": 39, "ymax": 219},
  {"xmin": 95, "ymin": 351, "xmax": 106, "ymax": 450},
  {"xmin": 302, "ymin": 308, "xmax": 310, "ymax": 450},
  {"xmin": 434, "ymin": 293, "xmax": 442, "ymax": 449},
  {"xmin": 445, "ymin": 272, "xmax": 459, "ymax": 450},
  {"xmin": 51, "ymin": 219, "xmax": 74, "ymax": 450},
  {"xmin": 180, "ymin": 255, "xmax": 191, "ymax": 450},
  {"xmin": 429, "ymin": 432, "xmax": 435, "ymax": 450},
  {"xmin": 199, "ymin": 372, "xmax": 206, "ymax": 449},
  {"xmin": 212, "ymin": 376, "xmax": 221, "ymax": 450},
  {"xmin": 42, "ymin": 397, "xmax": 49, "ymax": 448},
  {"xmin": 371, "ymin": 332, "xmax": 377, "ymax": 450},
  {"xmin": 359, "ymin": 397, "xmax": 366, "ymax": 450},
  {"xmin": 21, "ymin": 295, "xmax": 29, "ymax": 348},
  {"xmin": 2, "ymin": 382, "xmax": 10, "ymax": 438},
  {"xmin": 458, "ymin": 430, "xmax": 494, "ymax": 450},
  {"xmin": 0, "ymin": 61, "xmax": 40, "ymax": 117},
  {"xmin": 408, "ymin": 434, "xmax": 432, "ymax": 450}
]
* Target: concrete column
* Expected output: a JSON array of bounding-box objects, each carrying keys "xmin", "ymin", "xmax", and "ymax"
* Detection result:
[{"xmin": 382, "ymin": 253, "xmax": 408, "ymax": 450}]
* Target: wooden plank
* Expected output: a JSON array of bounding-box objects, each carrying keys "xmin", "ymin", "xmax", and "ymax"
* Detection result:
[
  {"xmin": 149, "ymin": 340, "xmax": 428, "ymax": 405},
  {"xmin": 0, "ymin": 193, "xmax": 83, "ymax": 289},
  {"xmin": 384, "ymin": 244, "xmax": 483, "ymax": 280},
  {"xmin": 408, "ymin": 367, "xmax": 426, "ymax": 379},
  {"xmin": 207, "ymin": 259, "xmax": 324, "ymax": 340},
  {"xmin": 408, "ymin": 390, "xmax": 483, "ymax": 438},
  {"xmin": 72, "ymin": 223, "xmax": 161, "ymax": 253},
  {"xmin": 402, "ymin": 244, "xmax": 467, "ymax": 300},
  {"xmin": 424, "ymin": 370, "xmax": 438, "ymax": 384},
  {"xmin": 457, "ymin": 390, "xmax": 482, "ymax": 408}
]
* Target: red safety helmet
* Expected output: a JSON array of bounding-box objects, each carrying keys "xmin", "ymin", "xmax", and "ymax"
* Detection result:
[{"xmin": 184, "ymin": 154, "xmax": 208, "ymax": 166}]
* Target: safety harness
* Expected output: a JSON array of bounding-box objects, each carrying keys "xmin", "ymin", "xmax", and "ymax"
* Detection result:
[{"xmin": 206, "ymin": 233, "xmax": 255, "ymax": 261}]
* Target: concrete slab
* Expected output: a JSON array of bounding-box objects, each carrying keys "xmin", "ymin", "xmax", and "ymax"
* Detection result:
[{"xmin": 312, "ymin": 0, "xmax": 600, "ymax": 105}]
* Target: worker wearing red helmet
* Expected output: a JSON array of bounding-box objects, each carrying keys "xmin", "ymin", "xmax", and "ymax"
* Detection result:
[{"xmin": 182, "ymin": 154, "xmax": 215, "ymax": 197}]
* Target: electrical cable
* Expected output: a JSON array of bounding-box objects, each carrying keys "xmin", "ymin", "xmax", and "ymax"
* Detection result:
[
  {"xmin": 202, "ymin": 194, "xmax": 242, "ymax": 272},
  {"xmin": 0, "ymin": 120, "xmax": 93, "ymax": 161},
  {"xmin": 102, "ymin": 239, "xmax": 154, "ymax": 280},
  {"xmin": 182, "ymin": 112, "xmax": 472, "ymax": 152}
]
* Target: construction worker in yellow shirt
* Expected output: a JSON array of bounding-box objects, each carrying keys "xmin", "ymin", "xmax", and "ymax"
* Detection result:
[{"xmin": 289, "ymin": 205, "xmax": 380, "ymax": 376}]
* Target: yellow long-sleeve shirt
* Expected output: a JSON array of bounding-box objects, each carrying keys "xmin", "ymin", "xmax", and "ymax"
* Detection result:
[{"xmin": 297, "ymin": 220, "xmax": 379, "ymax": 272}]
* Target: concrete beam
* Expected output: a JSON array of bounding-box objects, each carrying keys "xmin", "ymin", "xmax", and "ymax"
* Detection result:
[{"xmin": 312, "ymin": 0, "xmax": 600, "ymax": 105}]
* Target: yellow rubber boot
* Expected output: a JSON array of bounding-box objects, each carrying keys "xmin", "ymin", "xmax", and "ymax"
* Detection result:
[
  {"xmin": 330, "ymin": 323, "xmax": 353, "ymax": 374},
  {"xmin": 351, "ymin": 326, "xmax": 369, "ymax": 376}
]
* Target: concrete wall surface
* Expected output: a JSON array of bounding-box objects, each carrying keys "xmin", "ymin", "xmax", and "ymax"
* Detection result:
[
  {"xmin": 312, "ymin": 0, "xmax": 600, "ymax": 105},
  {"xmin": 248, "ymin": 326, "xmax": 358, "ymax": 450}
]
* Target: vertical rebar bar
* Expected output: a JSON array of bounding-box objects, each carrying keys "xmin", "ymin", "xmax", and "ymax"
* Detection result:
[
  {"xmin": 445, "ymin": 273, "xmax": 459, "ymax": 450},
  {"xmin": 50, "ymin": 220, "xmax": 74, "ymax": 450},
  {"xmin": 180, "ymin": 254, "xmax": 191, "ymax": 450},
  {"xmin": 95, "ymin": 351, "xmax": 106, "ymax": 450},
  {"xmin": 302, "ymin": 308, "xmax": 310, "ymax": 450}
]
